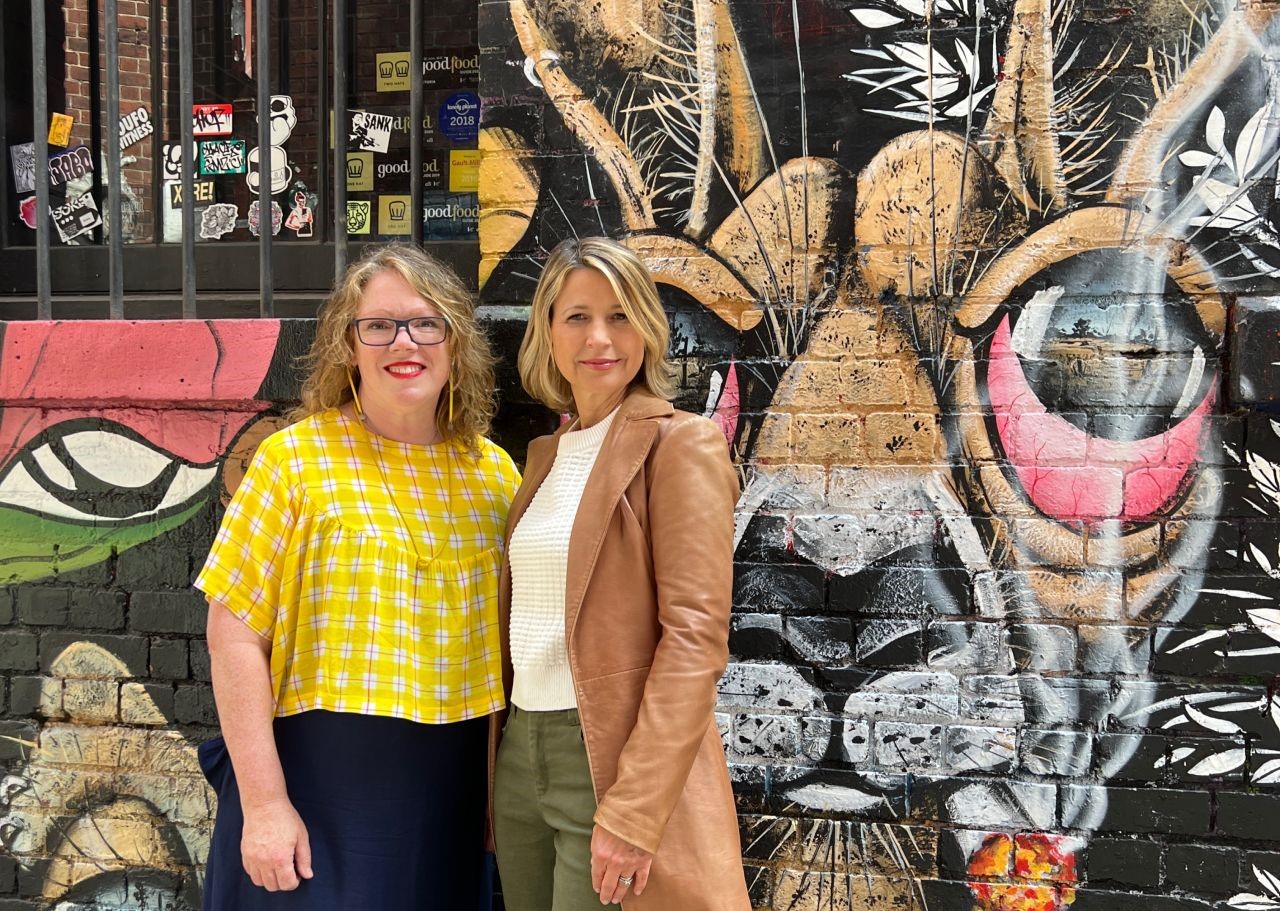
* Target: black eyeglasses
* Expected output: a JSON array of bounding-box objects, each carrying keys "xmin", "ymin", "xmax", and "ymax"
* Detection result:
[{"xmin": 351, "ymin": 317, "xmax": 450, "ymax": 346}]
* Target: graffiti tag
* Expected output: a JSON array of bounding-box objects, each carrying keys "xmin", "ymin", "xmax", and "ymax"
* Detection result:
[
  {"xmin": 48, "ymin": 146, "xmax": 94, "ymax": 188},
  {"xmin": 199, "ymin": 140, "xmax": 247, "ymax": 176},
  {"xmin": 192, "ymin": 103, "xmax": 234, "ymax": 137}
]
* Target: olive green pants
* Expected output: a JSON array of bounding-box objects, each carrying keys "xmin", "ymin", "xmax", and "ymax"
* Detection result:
[{"xmin": 493, "ymin": 706, "xmax": 620, "ymax": 911}]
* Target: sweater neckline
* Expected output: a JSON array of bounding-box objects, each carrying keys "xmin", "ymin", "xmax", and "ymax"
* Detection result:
[{"xmin": 558, "ymin": 406, "xmax": 619, "ymax": 454}]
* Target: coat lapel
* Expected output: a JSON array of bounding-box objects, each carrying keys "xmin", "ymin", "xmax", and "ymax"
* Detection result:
[{"xmin": 563, "ymin": 393, "xmax": 671, "ymax": 644}]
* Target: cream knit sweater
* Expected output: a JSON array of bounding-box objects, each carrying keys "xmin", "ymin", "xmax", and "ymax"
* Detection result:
[{"xmin": 507, "ymin": 409, "xmax": 617, "ymax": 710}]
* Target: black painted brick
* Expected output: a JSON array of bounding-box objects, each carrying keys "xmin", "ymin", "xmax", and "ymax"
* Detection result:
[
  {"xmin": 729, "ymin": 614, "xmax": 784, "ymax": 660},
  {"xmin": 149, "ymin": 637, "xmax": 189, "ymax": 679},
  {"xmin": 16, "ymin": 588, "xmax": 69, "ymax": 625},
  {"xmin": 38, "ymin": 632, "xmax": 147, "ymax": 676},
  {"xmin": 189, "ymin": 639, "xmax": 212, "ymax": 682},
  {"xmin": 175, "ymin": 684, "xmax": 217, "ymax": 725},
  {"xmin": 8, "ymin": 678, "xmax": 41, "ymax": 717},
  {"xmin": 141, "ymin": 682, "xmax": 176, "ymax": 720},
  {"xmin": 1070, "ymin": 786, "xmax": 1209, "ymax": 836},
  {"xmin": 129, "ymin": 590, "xmax": 208, "ymax": 635},
  {"xmin": 1166, "ymin": 843, "xmax": 1241, "ymax": 895},
  {"xmin": 69, "ymin": 591, "xmax": 126, "ymax": 630},
  {"xmin": 0, "ymin": 721, "xmax": 36, "ymax": 763},
  {"xmin": 0, "ymin": 633, "xmax": 38, "ymax": 671},
  {"xmin": 1085, "ymin": 837, "xmax": 1162, "ymax": 889},
  {"xmin": 1217, "ymin": 792, "xmax": 1280, "ymax": 841},
  {"xmin": 0, "ymin": 857, "xmax": 15, "ymax": 895},
  {"xmin": 0, "ymin": 589, "xmax": 13, "ymax": 625},
  {"xmin": 115, "ymin": 544, "xmax": 191, "ymax": 589},
  {"xmin": 1070, "ymin": 889, "xmax": 1212, "ymax": 911}
]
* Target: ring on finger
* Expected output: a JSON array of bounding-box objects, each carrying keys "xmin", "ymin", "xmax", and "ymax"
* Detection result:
[{"xmin": 618, "ymin": 874, "xmax": 635, "ymax": 887}]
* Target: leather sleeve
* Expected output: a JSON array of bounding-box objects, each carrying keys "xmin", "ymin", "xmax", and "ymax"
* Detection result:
[{"xmin": 591, "ymin": 414, "xmax": 739, "ymax": 854}]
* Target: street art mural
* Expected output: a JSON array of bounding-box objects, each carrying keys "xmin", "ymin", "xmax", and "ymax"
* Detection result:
[
  {"xmin": 479, "ymin": 0, "xmax": 1280, "ymax": 907},
  {"xmin": 0, "ymin": 321, "xmax": 299, "ymax": 908}
]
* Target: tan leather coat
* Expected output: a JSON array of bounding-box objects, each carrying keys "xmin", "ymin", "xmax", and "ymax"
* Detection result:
[{"xmin": 489, "ymin": 391, "xmax": 750, "ymax": 910}]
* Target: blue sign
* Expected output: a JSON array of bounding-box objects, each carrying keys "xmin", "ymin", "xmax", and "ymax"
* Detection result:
[{"xmin": 439, "ymin": 92, "xmax": 480, "ymax": 144}]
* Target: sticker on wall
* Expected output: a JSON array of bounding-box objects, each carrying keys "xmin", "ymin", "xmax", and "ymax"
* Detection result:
[
  {"xmin": 192, "ymin": 103, "xmax": 234, "ymax": 137},
  {"xmin": 246, "ymin": 146, "xmax": 293, "ymax": 194},
  {"xmin": 423, "ymin": 191, "xmax": 478, "ymax": 240},
  {"xmin": 349, "ymin": 111, "xmax": 393, "ymax": 154},
  {"xmin": 200, "ymin": 139, "xmax": 247, "ymax": 175},
  {"xmin": 263, "ymin": 95, "xmax": 297, "ymax": 146},
  {"xmin": 423, "ymin": 152, "xmax": 444, "ymax": 190},
  {"xmin": 167, "ymin": 179, "xmax": 216, "ymax": 208},
  {"xmin": 47, "ymin": 113, "xmax": 74, "ymax": 147},
  {"xmin": 51, "ymin": 192, "xmax": 102, "ymax": 242},
  {"xmin": 248, "ymin": 199, "xmax": 283, "ymax": 236},
  {"xmin": 346, "ymin": 152, "xmax": 374, "ymax": 192},
  {"xmin": 160, "ymin": 142, "xmax": 196, "ymax": 181},
  {"xmin": 11, "ymin": 142, "xmax": 36, "ymax": 194},
  {"xmin": 284, "ymin": 188, "xmax": 315, "ymax": 237},
  {"xmin": 421, "ymin": 49, "xmax": 479, "ymax": 89},
  {"xmin": 439, "ymin": 92, "xmax": 480, "ymax": 144},
  {"xmin": 448, "ymin": 149, "xmax": 480, "ymax": 192},
  {"xmin": 376, "ymin": 52, "xmax": 412, "ymax": 92},
  {"xmin": 346, "ymin": 200, "xmax": 372, "ymax": 234},
  {"xmin": 118, "ymin": 107, "xmax": 154, "ymax": 150},
  {"xmin": 48, "ymin": 146, "xmax": 94, "ymax": 188},
  {"xmin": 200, "ymin": 202, "xmax": 239, "ymax": 239},
  {"xmin": 379, "ymin": 195, "xmax": 412, "ymax": 235},
  {"xmin": 18, "ymin": 196, "xmax": 37, "ymax": 229}
]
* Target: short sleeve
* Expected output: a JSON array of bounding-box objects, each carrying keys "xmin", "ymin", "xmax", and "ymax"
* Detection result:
[
  {"xmin": 493, "ymin": 444, "xmax": 522, "ymax": 503},
  {"xmin": 194, "ymin": 435, "xmax": 297, "ymax": 638}
]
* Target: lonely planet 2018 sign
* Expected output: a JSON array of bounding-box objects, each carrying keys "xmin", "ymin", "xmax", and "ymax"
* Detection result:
[{"xmin": 439, "ymin": 93, "xmax": 480, "ymax": 144}]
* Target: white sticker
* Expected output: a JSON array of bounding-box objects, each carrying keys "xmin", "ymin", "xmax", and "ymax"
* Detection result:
[
  {"xmin": 118, "ymin": 107, "xmax": 154, "ymax": 150},
  {"xmin": 51, "ymin": 192, "xmax": 102, "ymax": 242},
  {"xmin": 200, "ymin": 203, "xmax": 239, "ymax": 239},
  {"xmin": 263, "ymin": 95, "xmax": 297, "ymax": 146},
  {"xmin": 349, "ymin": 111, "xmax": 393, "ymax": 154},
  {"xmin": 11, "ymin": 143, "xmax": 36, "ymax": 194},
  {"xmin": 247, "ymin": 199, "xmax": 283, "ymax": 236},
  {"xmin": 284, "ymin": 189, "xmax": 315, "ymax": 237},
  {"xmin": 246, "ymin": 146, "xmax": 294, "ymax": 195}
]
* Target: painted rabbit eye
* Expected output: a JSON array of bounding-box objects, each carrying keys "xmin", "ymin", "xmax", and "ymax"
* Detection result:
[
  {"xmin": 984, "ymin": 247, "xmax": 1218, "ymax": 523},
  {"xmin": 0, "ymin": 424, "xmax": 217, "ymax": 524}
]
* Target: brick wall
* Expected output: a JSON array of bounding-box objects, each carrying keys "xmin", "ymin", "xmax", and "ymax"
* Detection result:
[
  {"xmin": 62, "ymin": 0, "xmax": 159, "ymax": 242},
  {"xmin": 477, "ymin": 0, "xmax": 1280, "ymax": 909}
]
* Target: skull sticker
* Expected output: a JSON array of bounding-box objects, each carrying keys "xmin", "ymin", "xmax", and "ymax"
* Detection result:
[{"xmin": 245, "ymin": 145, "xmax": 294, "ymax": 195}]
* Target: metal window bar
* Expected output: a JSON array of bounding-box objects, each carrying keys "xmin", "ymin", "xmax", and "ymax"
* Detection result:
[
  {"xmin": 334, "ymin": 0, "xmax": 349, "ymax": 280},
  {"xmin": 410, "ymin": 0, "xmax": 423, "ymax": 244},
  {"xmin": 31, "ymin": 0, "xmax": 52, "ymax": 318},
  {"xmin": 179, "ymin": 0, "xmax": 197, "ymax": 317},
  {"xmin": 257, "ymin": 0, "xmax": 273, "ymax": 316},
  {"xmin": 12, "ymin": 0, "xmax": 454, "ymax": 317},
  {"xmin": 105, "ymin": 0, "xmax": 124, "ymax": 316}
]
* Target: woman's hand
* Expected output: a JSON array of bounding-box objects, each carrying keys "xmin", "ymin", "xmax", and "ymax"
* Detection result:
[
  {"xmin": 241, "ymin": 797, "xmax": 314, "ymax": 891},
  {"xmin": 590, "ymin": 824, "xmax": 653, "ymax": 904}
]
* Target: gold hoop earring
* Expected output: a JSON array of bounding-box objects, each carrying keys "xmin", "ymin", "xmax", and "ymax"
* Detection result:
[{"xmin": 347, "ymin": 368, "xmax": 365, "ymax": 421}]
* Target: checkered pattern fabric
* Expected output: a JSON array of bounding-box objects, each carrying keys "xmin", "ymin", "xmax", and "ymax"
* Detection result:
[{"xmin": 195, "ymin": 409, "xmax": 521, "ymax": 724}]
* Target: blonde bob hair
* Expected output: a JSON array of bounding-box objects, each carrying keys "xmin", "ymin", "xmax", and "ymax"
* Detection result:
[
  {"xmin": 294, "ymin": 243, "xmax": 496, "ymax": 454},
  {"xmin": 518, "ymin": 236, "xmax": 675, "ymax": 414}
]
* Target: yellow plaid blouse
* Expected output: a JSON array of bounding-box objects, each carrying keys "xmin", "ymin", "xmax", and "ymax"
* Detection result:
[{"xmin": 195, "ymin": 409, "xmax": 520, "ymax": 724}]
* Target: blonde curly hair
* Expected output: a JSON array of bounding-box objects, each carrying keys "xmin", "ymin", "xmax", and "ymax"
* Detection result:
[{"xmin": 294, "ymin": 244, "xmax": 496, "ymax": 454}]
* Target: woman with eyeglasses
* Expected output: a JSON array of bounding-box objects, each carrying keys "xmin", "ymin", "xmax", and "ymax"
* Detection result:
[{"xmin": 195, "ymin": 243, "xmax": 519, "ymax": 910}]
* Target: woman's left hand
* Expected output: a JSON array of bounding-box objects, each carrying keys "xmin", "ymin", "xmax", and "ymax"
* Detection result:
[{"xmin": 590, "ymin": 824, "xmax": 653, "ymax": 904}]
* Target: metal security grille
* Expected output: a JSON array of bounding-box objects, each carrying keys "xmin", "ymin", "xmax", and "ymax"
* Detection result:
[{"xmin": 5, "ymin": 0, "xmax": 475, "ymax": 319}]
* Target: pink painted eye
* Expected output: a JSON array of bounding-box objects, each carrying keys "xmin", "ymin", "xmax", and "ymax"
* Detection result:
[{"xmin": 984, "ymin": 250, "xmax": 1216, "ymax": 523}]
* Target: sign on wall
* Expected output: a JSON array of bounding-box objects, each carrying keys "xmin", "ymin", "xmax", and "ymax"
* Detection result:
[{"xmin": 199, "ymin": 140, "xmax": 247, "ymax": 176}]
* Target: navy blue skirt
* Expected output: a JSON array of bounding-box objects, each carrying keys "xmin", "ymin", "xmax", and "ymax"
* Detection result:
[{"xmin": 199, "ymin": 710, "xmax": 491, "ymax": 911}]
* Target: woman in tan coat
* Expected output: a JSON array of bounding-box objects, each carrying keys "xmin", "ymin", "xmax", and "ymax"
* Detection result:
[{"xmin": 491, "ymin": 236, "xmax": 750, "ymax": 910}]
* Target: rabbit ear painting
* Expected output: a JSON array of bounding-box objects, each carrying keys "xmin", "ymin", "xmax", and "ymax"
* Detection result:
[{"xmin": 479, "ymin": 0, "xmax": 1280, "ymax": 908}]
